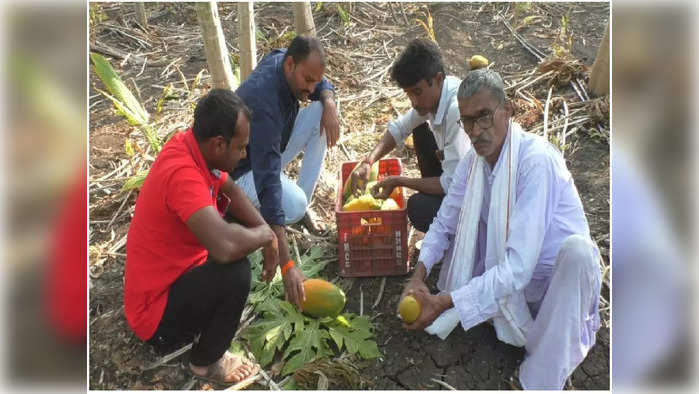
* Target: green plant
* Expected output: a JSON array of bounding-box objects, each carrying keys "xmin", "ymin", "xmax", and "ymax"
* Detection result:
[
  {"xmin": 91, "ymin": 53, "xmax": 161, "ymax": 155},
  {"xmin": 336, "ymin": 4, "xmax": 350, "ymax": 25},
  {"xmin": 91, "ymin": 53, "xmax": 163, "ymax": 192},
  {"xmin": 552, "ymin": 13, "xmax": 574, "ymax": 58},
  {"xmin": 89, "ymin": 4, "xmax": 108, "ymax": 26},
  {"xmin": 240, "ymin": 246, "xmax": 380, "ymax": 376}
]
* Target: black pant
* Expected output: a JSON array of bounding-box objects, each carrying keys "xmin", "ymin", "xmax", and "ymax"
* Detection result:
[
  {"xmin": 407, "ymin": 123, "xmax": 445, "ymax": 232},
  {"xmin": 147, "ymin": 257, "xmax": 251, "ymax": 366}
]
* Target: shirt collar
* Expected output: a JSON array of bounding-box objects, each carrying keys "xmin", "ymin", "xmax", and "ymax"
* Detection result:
[{"xmin": 433, "ymin": 76, "xmax": 453, "ymax": 125}]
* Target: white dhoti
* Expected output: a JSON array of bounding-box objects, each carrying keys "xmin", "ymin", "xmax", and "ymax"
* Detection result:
[
  {"xmin": 418, "ymin": 122, "xmax": 603, "ymax": 389},
  {"xmin": 519, "ymin": 234, "xmax": 602, "ymax": 389}
]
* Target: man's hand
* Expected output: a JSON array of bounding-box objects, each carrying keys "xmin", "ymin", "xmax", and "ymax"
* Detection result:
[
  {"xmin": 372, "ymin": 176, "xmax": 402, "ymax": 200},
  {"xmin": 399, "ymin": 275, "xmax": 429, "ymax": 309},
  {"xmin": 320, "ymin": 99, "xmax": 340, "ymax": 148},
  {"xmin": 397, "ymin": 263, "xmax": 429, "ymax": 313},
  {"xmin": 350, "ymin": 160, "xmax": 371, "ymax": 196},
  {"xmin": 282, "ymin": 266, "xmax": 306, "ymax": 310},
  {"xmin": 403, "ymin": 290, "xmax": 453, "ymax": 331},
  {"xmin": 260, "ymin": 229, "xmax": 279, "ymax": 282}
]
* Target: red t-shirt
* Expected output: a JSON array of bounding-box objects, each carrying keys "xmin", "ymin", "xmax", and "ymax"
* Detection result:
[{"xmin": 124, "ymin": 129, "xmax": 227, "ymax": 341}]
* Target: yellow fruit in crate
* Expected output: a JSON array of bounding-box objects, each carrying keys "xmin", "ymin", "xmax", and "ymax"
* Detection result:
[
  {"xmin": 469, "ymin": 54, "xmax": 489, "ymax": 70},
  {"xmin": 399, "ymin": 295, "xmax": 421, "ymax": 323},
  {"xmin": 343, "ymin": 161, "xmax": 379, "ymax": 202},
  {"xmin": 342, "ymin": 194, "xmax": 382, "ymax": 212},
  {"xmin": 344, "ymin": 194, "xmax": 356, "ymax": 205},
  {"xmin": 380, "ymin": 198, "xmax": 400, "ymax": 211},
  {"xmin": 369, "ymin": 161, "xmax": 379, "ymax": 182}
]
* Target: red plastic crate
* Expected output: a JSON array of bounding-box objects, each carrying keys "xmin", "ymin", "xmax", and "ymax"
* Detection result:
[{"xmin": 335, "ymin": 158, "xmax": 409, "ymax": 277}]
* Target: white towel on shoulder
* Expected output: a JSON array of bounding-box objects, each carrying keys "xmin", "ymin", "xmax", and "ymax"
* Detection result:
[{"xmin": 425, "ymin": 121, "xmax": 533, "ymax": 346}]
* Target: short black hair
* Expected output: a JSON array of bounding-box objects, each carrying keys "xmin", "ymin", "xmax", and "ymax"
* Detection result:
[
  {"xmin": 192, "ymin": 89, "xmax": 251, "ymax": 142},
  {"xmin": 284, "ymin": 35, "xmax": 326, "ymax": 66},
  {"xmin": 390, "ymin": 39, "xmax": 445, "ymax": 88}
]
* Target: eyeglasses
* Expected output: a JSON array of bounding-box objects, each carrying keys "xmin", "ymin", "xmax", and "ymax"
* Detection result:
[{"xmin": 457, "ymin": 102, "xmax": 502, "ymax": 133}]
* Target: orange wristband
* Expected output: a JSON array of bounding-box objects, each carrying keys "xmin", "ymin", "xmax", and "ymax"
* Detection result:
[{"xmin": 281, "ymin": 260, "xmax": 294, "ymax": 276}]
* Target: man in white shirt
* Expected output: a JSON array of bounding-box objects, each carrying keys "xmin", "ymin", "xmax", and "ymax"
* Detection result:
[
  {"xmin": 350, "ymin": 39, "xmax": 470, "ymax": 232},
  {"xmin": 399, "ymin": 69, "xmax": 602, "ymax": 389}
]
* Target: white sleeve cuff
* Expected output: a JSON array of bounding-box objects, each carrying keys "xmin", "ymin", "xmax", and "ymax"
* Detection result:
[{"xmin": 451, "ymin": 284, "xmax": 487, "ymax": 332}]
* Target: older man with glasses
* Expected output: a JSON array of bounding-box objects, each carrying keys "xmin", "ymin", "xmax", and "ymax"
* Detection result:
[{"xmin": 398, "ymin": 69, "xmax": 603, "ymax": 389}]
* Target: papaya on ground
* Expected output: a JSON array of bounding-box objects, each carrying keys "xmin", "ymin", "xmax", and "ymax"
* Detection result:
[{"xmin": 301, "ymin": 278, "xmax": 346, "ymax": 318}]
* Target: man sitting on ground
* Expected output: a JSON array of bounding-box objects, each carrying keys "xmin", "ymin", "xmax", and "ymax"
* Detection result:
[
  {"xmin": 124, "ymin": 89, "xmax": 305, "ymax": 384},
  {"xmin": 400, "ymin": 69, "xmax": 602, "ymax": 389},
  {"xmin": 233, "ymin": 35, "xmax": 340, "ymax": 279}
]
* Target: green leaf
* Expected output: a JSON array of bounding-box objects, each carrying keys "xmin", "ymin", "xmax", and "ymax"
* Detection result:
[
  {"xmin": 281, "ymin": 376, "xmax": 299, "ymax": 390},
  {"xmin": 281, "ymin": 320, "xmax": 332, "ymax": 376},
  {"xmin": 324, "ymin": 314, "xmax": 380, "ymax": 359},
  {"xmin": 241, "ymin": 299, "xmax": 304, "ymax": 368},
  {"xmin": 255, "ymin": 27, "xmax": 268, "ymax": 43},
  {"xmin": 313, "ymin": 2, "xmax": 323, "ymax": 12},
  {"xmin": 90, "ymin": 53, "xmax": 149, "ymax": 125},
  {"xmin": 336, "ymin": 4, "xmax": 350, "ymax": 25},
  {"xmin": 298, "ymin": 246, "xmax": 332, "ymax": 278},
  {"xmin": 122, "ymin": 170, "xmax": 149, "ymax": 192},
  {"xmin": 228, "ymin": 340, "xmax": 247, "ymax": 358},
  {"xmin": 124, "ymin": 138, "xmax": 135, "ymax": 157},
  {"xmin": 156, "ymin": 83, "xmax": 173, "ymax": 114}
]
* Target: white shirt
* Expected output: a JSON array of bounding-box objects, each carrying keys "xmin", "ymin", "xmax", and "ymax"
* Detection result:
[
  {"xmin": 388, "ymin": 76, "xmax": 471, "ymax": 192},
  {"xmin": 418, "ymin": 129, "xmax": 591, "ymax": 331}
]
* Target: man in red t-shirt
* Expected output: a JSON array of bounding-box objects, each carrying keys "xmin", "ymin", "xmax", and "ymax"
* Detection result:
[{"xmin": 124, "ymin": 89, "xmax": 306, "ymax": 384}]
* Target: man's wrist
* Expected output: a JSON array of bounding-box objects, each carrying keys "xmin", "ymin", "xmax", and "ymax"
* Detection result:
[
  {"xmin": 413, "ymin": 262, "xmax": 427, "ymax": 282},
  {"xmin": 393, "ymin": 176, "xmax": 406, "ymax": 187},
  {"xmin": 320, "ymin": 89, "xmax": 335, "ymax": 105},
  {"xmin": 438, "ymin": 293, "xmax": 454, "ymax": 311}
]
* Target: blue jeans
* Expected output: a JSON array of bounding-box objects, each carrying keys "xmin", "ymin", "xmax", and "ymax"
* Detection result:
[{"xmin": 236, "ymin": 101, "xmax": 331, "ymax": 224}]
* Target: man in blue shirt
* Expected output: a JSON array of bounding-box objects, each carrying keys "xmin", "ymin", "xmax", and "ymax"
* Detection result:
[{"xmin": 233, "ymin": 36, "xmax": 339, "ymax": 305}]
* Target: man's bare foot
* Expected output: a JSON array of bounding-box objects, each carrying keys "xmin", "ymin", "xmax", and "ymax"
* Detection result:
[{"xmin": 190, "ymin": 351, "xmax": 260, "ymax": 384}]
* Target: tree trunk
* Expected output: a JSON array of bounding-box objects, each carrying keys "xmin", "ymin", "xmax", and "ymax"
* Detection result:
[
  {"xmin": 238, "ymin": 2, "xmax": 257, "ymax": 81},
  {"xmin": 292, "ymin": 2, "xmax": 316, "ymax": 36},
  {"xmin": 196, "ymin": 2, "xmax": 236, "ymax": 90},
  {"xmin": 589, "ymin": 22, "xmax": 609, "ymax": 96},
  {"xmin": 133, "ymin": 2, "xmax": 148, "ymax": 29}
]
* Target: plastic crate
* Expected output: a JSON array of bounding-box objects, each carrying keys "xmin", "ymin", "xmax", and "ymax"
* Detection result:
[{"xmin": 335, "ymin": 158, "xmax": 409, "ymax": 277}]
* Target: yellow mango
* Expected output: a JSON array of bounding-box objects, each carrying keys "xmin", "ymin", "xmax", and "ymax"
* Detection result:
[
  {"xmin": 469, "ymin": 54, "xmax": 489, "ymax": 70},
  {"xmin": 342, "ymin": 194, "xmax": 382, "ymax": 212},
  {"xmin": 399, "ymin": 295, "xmax": 421, "ymax": 323}
]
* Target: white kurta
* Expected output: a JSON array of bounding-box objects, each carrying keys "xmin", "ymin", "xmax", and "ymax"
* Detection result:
[
  {"xmin": 388, "ymin": 75, "xmax": 470, "ymax": 192},
  {"xmin": 418, "ymin": 129, "xmax": 602, "ymax": 389}
]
